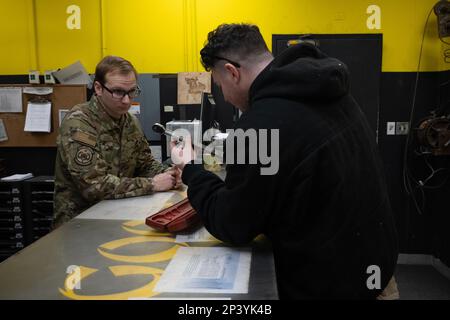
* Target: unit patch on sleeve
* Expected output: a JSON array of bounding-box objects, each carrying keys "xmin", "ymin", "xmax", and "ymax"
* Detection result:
[{"xmin": 74, "ymin": 146, "xmax": 94, "ymax": 166}]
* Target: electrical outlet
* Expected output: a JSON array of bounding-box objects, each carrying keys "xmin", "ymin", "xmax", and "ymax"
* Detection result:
[
  {"xmin": 396, "ymin": 122, "xmax": 409, "ymax": 135},
  {"xmin": 387, "ymin": 122, "xmax": 396, "ymax": 135},
  {"xmin": 29, "ymin": 70, "xmax": 40, "ymax": 84},
  {"xmin": 44, "ymin": 70, "xmax": 56, "ymax": 84}
]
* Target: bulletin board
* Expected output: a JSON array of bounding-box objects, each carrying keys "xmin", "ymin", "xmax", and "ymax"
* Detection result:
[{"xmin": 0, "ymin": 84, "xmax": 86, "ymax": 147}]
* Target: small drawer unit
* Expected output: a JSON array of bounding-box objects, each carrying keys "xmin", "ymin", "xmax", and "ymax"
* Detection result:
[
  {"xmin": 23, "ymin": 176, "xmax": 55, "ymax": 245},
  {"xmin": 0, "ymin": 181, "xmax": 26, "ymax": 262}
]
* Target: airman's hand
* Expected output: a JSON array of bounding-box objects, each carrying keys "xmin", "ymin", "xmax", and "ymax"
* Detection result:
[
  {"xmin": 165, "ymin": 166, "xmax": 182, "ymax": 189},
  {"xmin": 151, "ymin": 172, "xmax": 176, "ymax": 192}
]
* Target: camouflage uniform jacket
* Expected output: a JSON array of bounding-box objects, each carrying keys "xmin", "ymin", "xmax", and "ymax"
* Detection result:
[{"xmin": 53, "ymin": 96, "xmax": 167, "ymax": 226}]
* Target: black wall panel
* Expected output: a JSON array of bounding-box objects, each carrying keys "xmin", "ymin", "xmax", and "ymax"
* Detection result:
[{"xmin": 272, "ymin": 35, "xmax": 450, "ymax": 262}]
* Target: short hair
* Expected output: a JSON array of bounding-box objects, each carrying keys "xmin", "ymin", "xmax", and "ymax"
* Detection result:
[
  {"xmin": 200, "ymin": 23, "xmax": 269, "ymax": 71},
  {"xmin": 94, "ymin": 56, "xmax": 138, "ymax": 84}
]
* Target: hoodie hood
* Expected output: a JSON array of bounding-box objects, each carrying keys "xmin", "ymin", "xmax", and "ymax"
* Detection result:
[{"xmin": 249, "ymin": 42, "xmax": 350, "ymax": 104}]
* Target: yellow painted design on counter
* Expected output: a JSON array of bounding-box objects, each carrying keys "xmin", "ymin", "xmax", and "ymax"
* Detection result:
[
  {"xmin": 59, "ymin": 214, "xmax": 189, "ymax": 299},
  {"xmin": 123, "ymin": 220, "xmax": 147, "ymax": 228},
  {"xmin": 59, "ymin": 265, "xmax": 163, "ymax": 300},
  {"xmin": 122, "ymin": 220, "xmax": 171, "ymax": 236},
  {"xmin": 97, "ymin": 236, "xmax": 188, "ymax": 263}
]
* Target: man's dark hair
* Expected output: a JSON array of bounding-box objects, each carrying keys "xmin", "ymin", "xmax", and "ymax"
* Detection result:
[
  {"xmin": 200, "ymin": 23, "xmax": 269, "ymax": 71},
  {"xmin": 94, "ymin": 55, "xmax": 138, "ymax": 84}
]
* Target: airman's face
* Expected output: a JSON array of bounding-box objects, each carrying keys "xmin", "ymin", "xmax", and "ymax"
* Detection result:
[{"xmin": 94, "ymin": 71, "xmax": 137, "ymax": 119}]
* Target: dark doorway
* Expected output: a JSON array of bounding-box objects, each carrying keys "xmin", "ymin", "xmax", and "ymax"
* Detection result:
[{"xmin": 273, "ymin": 34, "xmax": 382, "ymax": 141}]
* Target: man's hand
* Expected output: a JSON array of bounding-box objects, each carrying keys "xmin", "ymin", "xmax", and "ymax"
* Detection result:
[
  {"xmin": 165, "ymin": 166, "xmax": 183, "ymax": 189},
  {"xmin": 170, "ymin": 137, "xmax": 195, "ymax": 171},
  {"xmin": 151, "ymin": 172, "xmax": 176, "ymax": 192}
]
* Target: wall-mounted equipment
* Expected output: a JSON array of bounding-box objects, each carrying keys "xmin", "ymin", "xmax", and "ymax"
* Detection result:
[
  {"xmin": 416, "ymin": 115, "xmax": 450, "ymax": 156},
  {"xmin": 434, "ymin": 0, "xmax": 450, "ymax": 38}
]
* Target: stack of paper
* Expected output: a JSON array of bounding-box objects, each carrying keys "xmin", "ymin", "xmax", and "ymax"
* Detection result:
[{"xmin": 1, "ymin": 173, "xmax": 34, "ymax": 182}]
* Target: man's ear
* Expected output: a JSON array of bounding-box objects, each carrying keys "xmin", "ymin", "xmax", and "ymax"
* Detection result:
[
  {"xmin": 224, "ymin": 63, "xmax": 240, "ymax": 83},
  {"xmin": 93, "ymin": 81, "xmax": 103, "ymax": 96}
]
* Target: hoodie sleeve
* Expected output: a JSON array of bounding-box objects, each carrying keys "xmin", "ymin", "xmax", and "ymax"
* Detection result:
[{"xmin": 182, "ymin": 162, "xmax": 268, "ymax": 246}]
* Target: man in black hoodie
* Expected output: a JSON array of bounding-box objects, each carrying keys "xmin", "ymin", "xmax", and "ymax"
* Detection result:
[{"xmin": 171, "ymin": 23, "xmax": 399, "ymax": 299}]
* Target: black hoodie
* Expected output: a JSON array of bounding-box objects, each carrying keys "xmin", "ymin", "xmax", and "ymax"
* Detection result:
[{"xmin": 182, "ymin": 43, "xmax": 398, "ymax": 299}]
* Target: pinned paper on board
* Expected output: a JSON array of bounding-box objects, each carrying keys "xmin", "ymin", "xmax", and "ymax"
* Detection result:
[
  {"xmin": 177, "ymin": 72, "xmax": 211, "ymax": 105},
  {"xmin": 0, "ymin": 87, "xmax": 22, "ymax": 113},
  {"xmin": 59, "ymin": 109, "xmax": 70, "ymax": 126},
  {"xmin": 0, "ymin": 119, "xmax": 8, "ymax": 142},
  {"xmin": 23, "ymin": 87, "xmax": 53, "ymax": 96},
  {"xmin": 24, "ymin": 102, "xmax": 52, "ymax": 133}
]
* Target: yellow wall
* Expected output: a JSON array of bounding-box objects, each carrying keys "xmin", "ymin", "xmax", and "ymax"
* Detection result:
[
  {"xmin": 101, "ymin": 0, "xmax": 186, "ymax": 73},
  {"xmin": 0, "ymin": 0, "xmax": 448, "ymax": 74},
  {"xmin": 0, "ymin": 0, "xmax": 35, "ymax": 73},
  {"xmin": 196, "ymin": 0, "xmax": 446, "ymax": 72},
  {"xmin": 34, "ymin": 0, "xmax": 101, "ymax": 73}
]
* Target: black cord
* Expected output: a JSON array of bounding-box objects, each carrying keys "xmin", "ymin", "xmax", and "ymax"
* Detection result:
[
  {"xmin": 402, "ymin": 7, "xmax": 434, "ymax": 194},
  {"xmin": 421, "ymin": 156, "xmax": 450, "ymax": 188}
]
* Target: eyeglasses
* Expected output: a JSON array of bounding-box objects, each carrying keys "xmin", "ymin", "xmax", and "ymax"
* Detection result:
[
  {"xmin": 99, "ymin": 82, "xmax": 141, "ymax": 99},
  {"xmin": 212, "ymin": 56, "xmax": 241, "ymax": 68}
]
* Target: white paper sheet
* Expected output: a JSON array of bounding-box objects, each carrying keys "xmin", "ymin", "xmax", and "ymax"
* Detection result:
[
  {"xmin": 175, "ymin": 226, "xmax": 219, "ymax": 243},
  {"xmin": 154, "ymin": 247, "xmax": 252, "ymax": 294},
  {"xmin": 76, "ymin": 192, "xmax": 175, "ymax": 220},
  {"xmin": 1, "ymin": 173, "xmax": 34, "ymax": 182},
  {"xmin": 0, "ymin": 87, "xmax": 22, "ymax": 113},
  {"xmin": 24, "ymin": 102, "xmax": 51, "ymax": 132},
  {"xmin": 0, "ymin": 119, "xmax": 7, "ymax": 142}
]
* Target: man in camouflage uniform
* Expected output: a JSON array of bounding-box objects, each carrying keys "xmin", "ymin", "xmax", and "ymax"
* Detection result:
[{"xmin": 53, "ymin": 56, "xmax": 179, "ymax": 227}]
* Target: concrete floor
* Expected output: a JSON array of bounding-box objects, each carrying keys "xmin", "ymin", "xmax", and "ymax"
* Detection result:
[{"xmin": 395, "ymin": 264, "xmax": 450, "ymax": 300}]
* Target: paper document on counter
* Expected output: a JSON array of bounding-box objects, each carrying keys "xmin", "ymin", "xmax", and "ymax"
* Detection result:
[
  {"xmin": 76, "ymin": 192, "xmax": 175, "ymax": 220},
  {"xmin": 175, "ymin": 226, "xmax": 220, "ymax": 243},
  {"xmin": 154, "ymin": 247, "xmax": 251, "ymax": 294}
]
